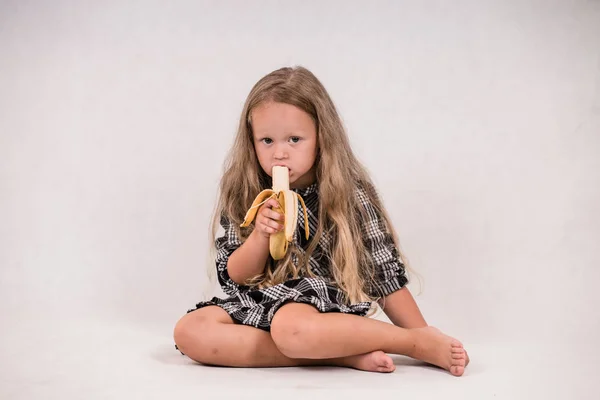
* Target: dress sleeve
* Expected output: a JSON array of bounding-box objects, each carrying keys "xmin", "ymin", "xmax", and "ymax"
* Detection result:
[
  {"xmin": 215, "ymin": 213, "xmax": 249, "ymax": 296},
  {"xmin": 356, "ymin": 187, "xmax": 408, "ymax": 298}
]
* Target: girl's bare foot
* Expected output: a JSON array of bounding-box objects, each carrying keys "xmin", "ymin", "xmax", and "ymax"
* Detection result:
[
  {"xmin": 410, "ymin": 326, "xmax": 468, "ymax": 376},
  {"xmin": 339, "ymin": 350, "xmax": 396, "ymax": 373}
]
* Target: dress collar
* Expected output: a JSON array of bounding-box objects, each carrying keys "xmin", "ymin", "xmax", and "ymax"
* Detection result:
[{"xmin": 292, "ymin": 181, "xmax": 318, "ymax": 197}]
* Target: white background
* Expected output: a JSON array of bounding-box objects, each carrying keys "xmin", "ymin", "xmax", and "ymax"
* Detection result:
[{"xmin": 1, "ymin": 1, "xmax": 599, "ymax": 399}]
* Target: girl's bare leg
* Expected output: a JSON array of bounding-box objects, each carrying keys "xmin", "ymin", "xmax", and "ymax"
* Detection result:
[
  {"xmin": 173, "ymin": 306, "xmax": 396, "ymax": 373},
  {"xmin": 270, "ymin": 303, "xmax": 468, "ymax": 376}
]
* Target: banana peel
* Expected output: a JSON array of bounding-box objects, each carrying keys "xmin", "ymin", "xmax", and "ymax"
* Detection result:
[{"xmin": 240, "ymin": 166, "xmax": 309, "ymax": 260}]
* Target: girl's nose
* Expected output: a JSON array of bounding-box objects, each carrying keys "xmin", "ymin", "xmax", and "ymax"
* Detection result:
[{"xmin": 273, "ymin": 145, "xmax": 287, "ymax": 159}]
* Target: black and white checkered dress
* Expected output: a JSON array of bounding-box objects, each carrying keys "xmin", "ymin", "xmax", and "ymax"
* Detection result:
[{"xmin": 186, "ymin": 182, "xmax": 408, "ymax": 331}]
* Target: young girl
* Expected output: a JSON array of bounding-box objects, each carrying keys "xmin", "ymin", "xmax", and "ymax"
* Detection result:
[{"xmin": 174, "ymin": 66, "xmax": 469, "ymax": 376}]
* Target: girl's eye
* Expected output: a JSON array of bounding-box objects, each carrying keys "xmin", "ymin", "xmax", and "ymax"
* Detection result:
[{"xmin": 260, "ymin": 137, "xmax": 300, "ymax": 144}]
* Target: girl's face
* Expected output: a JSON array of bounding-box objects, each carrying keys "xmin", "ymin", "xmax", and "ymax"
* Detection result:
[{"xmin": 251, "ymin": 101, "xmax": 318, "ymax": 189}]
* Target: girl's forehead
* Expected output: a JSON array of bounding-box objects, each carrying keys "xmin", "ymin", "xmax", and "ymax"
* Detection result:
[{"xmin": 251, "ymin": 102, "xmax": 315, "ymax": 132}]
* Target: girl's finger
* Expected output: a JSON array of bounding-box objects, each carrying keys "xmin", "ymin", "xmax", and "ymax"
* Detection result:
[
  {"xmin": 260, "ymin": 223, "xmax": 274, "ymax": 234},
  {"xmin": 270, "ymin": 210, "xmax": 283, "ymax": 221},
  {"xmin": 271, "ymin": 219, "xmax": 283, "ymax": 231}
]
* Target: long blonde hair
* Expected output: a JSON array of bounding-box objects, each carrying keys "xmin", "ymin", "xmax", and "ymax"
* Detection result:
[{"xmin": 207, "ymin": 66, "xmax": 414, "ymax": 305}]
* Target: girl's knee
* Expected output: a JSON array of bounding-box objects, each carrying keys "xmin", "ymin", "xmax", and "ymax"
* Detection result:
[
  {"xmin": 173, "ymin": 307, "xmax": 229, "ymax": 358},
  {"xmin": 271, "ymin": 303, "xmax": 319, "ymax": 358},
  {"xmin": 173, "ymin": 311, "xmax": 204, "ymax": 355}
]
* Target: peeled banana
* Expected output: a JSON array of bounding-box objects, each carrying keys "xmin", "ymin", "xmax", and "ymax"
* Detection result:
[{"xmin": 240, "ymin": 166, "xmax": 309, "ymax": 260}]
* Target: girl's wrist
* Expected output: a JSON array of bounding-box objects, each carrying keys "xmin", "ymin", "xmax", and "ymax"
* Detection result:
[{"xmin": 250, "ymin": 226, "xmax": 271, "ymax": 244}]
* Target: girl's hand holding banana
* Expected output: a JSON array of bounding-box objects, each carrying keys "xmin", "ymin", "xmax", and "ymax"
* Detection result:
[
  {"xmin": 254, "ymin": 198, "xmax": 285, "ymax": 239},
  {"xmin": 241, "ymin": 166, "xmax": 309, "ymax": 260}
]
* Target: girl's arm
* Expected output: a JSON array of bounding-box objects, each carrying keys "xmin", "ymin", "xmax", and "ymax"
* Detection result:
[
  {"xmin": 378, "ymin": 287, "xmax": 428, "ymax": 329},
  {"xmin": 228, "ymin": 197, "xmax": 283, "ymax": 285},
  {"xmin": 227, "ymin": 228, "xmax": 270, "ymax": 285}
]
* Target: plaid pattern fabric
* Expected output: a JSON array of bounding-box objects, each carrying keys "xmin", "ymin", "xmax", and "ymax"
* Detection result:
[{"xmin": 186, "ymin": 182, "xmax": 408, "ymax": 332}]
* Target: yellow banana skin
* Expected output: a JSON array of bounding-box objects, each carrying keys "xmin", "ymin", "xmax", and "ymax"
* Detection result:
[{"xmin": 240, "ymin": 167, "xmax": 309, "ymax": 260}]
